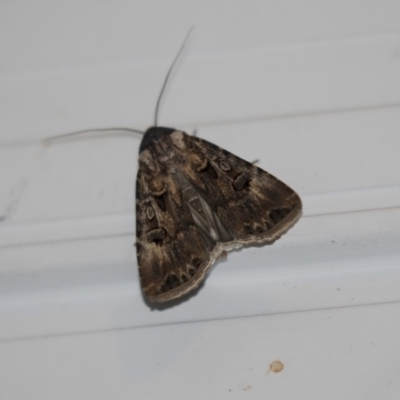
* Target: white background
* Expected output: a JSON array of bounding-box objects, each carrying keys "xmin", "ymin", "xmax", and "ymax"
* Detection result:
[{"xmin": 1, "ymin": 1, "xmax": 400, "ymax": 399}]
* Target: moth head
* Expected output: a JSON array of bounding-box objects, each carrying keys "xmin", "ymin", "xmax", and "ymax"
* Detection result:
[{"xmin": 139, "ymin": 126, "xmax": 176, "ymax": 153}]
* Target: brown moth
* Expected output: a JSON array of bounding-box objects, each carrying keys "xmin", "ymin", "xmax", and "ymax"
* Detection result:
[
  {"xmin": 135, "ymin": 30, "xmax": 302, "ymax": 303},
  {"xmin": 136, "ymin": 128, "xmax": 302, "ymax": 302}
]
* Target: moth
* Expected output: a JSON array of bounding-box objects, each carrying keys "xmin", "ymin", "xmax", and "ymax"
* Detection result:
[
  {"xmin": 136, "ymin": 128, "xmax": 302, "ymax": 303},
  {"xmin": 135, "ymin": 31, "xmax": 302, "ymax": 303},
  {"xmin": 48, "ymin": 30, "xmax": 302, "ymax": 304}
]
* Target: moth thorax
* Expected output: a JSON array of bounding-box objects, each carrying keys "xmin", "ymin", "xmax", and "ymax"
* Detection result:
[{"xmin": 170, "ymin": 131, "xmax": 186, "ymax": 149}]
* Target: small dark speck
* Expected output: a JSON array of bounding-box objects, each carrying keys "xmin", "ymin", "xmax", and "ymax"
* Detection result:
[
  {"xmin": 337, "ymin": 288, "xmax": 341, "ymax": 291},
  {"xmin": 331, "ymin": 240, "xmax": 336, "ymax": 244},
  {"xmin": 0, "ymin": 216, "xmax": 6, "ymax": 222}
]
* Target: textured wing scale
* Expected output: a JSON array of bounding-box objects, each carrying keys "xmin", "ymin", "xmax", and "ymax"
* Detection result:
[
  {"xmin": 187, "ymin": 135, "xmax": 302, "ymax": 245},
  {"xmin": 136, "ymin": 129, "xmax": 302, "ymax": 302},
  {"xmin": 136, "ymin": 147, "xmax": 223, "ymax": 302}
]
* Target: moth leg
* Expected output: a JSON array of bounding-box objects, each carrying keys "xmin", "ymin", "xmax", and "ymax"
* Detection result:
[
  {"xmin": 251, "ymin": 159, "xmax": 259, "ymax": 165},
  {"xmin": 192, "ymin": 128, "xmax": 198, "ymax": 137}
]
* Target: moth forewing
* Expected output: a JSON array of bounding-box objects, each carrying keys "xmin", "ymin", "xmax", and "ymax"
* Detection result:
[{"xmin": 136, "ymin": 129, "xmax": 302, "ymax": 303}]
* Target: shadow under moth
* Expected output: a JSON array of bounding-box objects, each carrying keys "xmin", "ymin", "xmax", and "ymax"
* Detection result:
[{"xmin": 48, "ymin": 29, "xmax": 302, "ymax": 304}]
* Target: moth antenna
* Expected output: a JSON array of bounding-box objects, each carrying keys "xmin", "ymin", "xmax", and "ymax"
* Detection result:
[
  {"xmin": 154, "ymin": 27, "xmax": 194, "ymax": 127},
  {"xmin": 43, "ymin": 127, "xmax": 144, "ymax": 146},
  {"xmin": 44, "ymin": 29, "xmax": 193, "ymax": 146}
]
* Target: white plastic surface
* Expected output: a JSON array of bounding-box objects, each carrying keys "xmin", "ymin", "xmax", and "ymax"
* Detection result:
[{"xmin": 1, "ymin": 1, "xmax": 400, "ymax": 399}]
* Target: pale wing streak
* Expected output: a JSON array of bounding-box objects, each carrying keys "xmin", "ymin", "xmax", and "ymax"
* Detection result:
[
  {"xmin": 188, "ymin": 195, "xmax": 233, "ymax": 243},
  {"xmin": 175, "ymin": 171, "xmax": 232, "ymax": 244}
]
